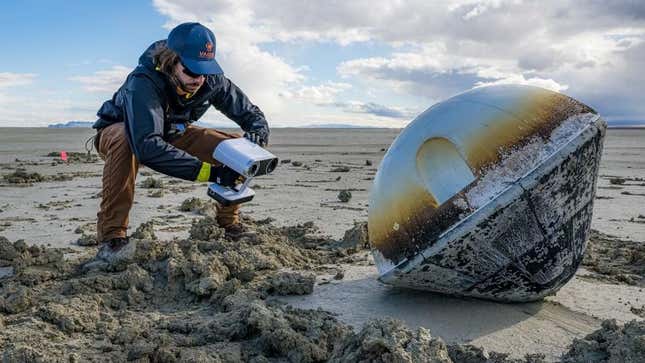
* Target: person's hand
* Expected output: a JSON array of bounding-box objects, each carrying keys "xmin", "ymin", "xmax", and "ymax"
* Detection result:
[
  {"xmin": 244, "ymin": 119, "xmax": 270, "ymax": 147},
  {"xmin": 209, "ymin": 165, "xmax": 244, "ymax": 187}
]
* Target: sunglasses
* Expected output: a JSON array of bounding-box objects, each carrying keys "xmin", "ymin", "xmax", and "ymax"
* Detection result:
[{"xmin": 180, "ymin": 62, "xmax": 203, "ymax": 78}]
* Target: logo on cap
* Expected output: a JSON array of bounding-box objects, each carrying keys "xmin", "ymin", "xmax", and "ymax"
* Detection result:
[{"xmin": 200, "ymin": 42, "xmax": 215, "ymax": 59}]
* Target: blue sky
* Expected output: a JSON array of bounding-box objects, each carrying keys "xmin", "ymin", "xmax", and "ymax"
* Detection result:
[{"xmin": 1, "ymin": 1, "xmax": 644, "ymax": 127}]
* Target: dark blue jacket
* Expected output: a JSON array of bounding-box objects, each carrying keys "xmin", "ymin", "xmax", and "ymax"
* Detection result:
[{"xmin": 93, "ymin": 40, "xmax": 266, "ymax": 181}]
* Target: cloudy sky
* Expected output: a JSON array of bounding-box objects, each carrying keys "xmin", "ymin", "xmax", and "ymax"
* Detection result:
[{"xmin": 1, "ymin": 0, "xmax": 643, "ymax": 127}]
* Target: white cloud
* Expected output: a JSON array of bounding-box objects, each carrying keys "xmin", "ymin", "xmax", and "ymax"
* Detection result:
[
  {"xmin": 0, "ymin": 72, "xmax": 37, "ymax": 88},
  {"xmin": 334, "ymin": 101, "xmax": 416, "ymax": 119},
  {"xmin": 10, "ymin": 0, "xmax": 628, "ymax": 128},
  {"xmin": 147, "ymin": 1, "xmax": 645, "ymax": 125},
  {"xmin": 69, "ymin": 66, "xmax": 131, "ymax": 93},
  {"xmin": 153, "ymin": 0, "xmax": 307, "ymax": 122},
  {"xmin": 474, "ymin": 75, "xmax": 568, "ymax": 92},
  {"xmin": 0, "ymin": 91, "xmax": 96, "ymax": 127},
  {"xmin": 279, "ymin": 82, "xmax": 351, "ymax": 104},
  {"xmin": 448, "ymin": 0, "xmax": 525, "ymax": 20}
]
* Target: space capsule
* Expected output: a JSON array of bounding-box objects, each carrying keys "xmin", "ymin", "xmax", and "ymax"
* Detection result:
[{"xmin": 369, "ymin": 85, "xmax": 606, "ymax": 302}]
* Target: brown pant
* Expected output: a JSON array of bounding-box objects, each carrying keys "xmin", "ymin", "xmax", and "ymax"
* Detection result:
[{"xmin": 96, "ymin": 122, "xmax": 241, "ymax": 242}]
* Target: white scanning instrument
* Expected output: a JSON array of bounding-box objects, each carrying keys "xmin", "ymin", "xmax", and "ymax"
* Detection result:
[{"xmin": 207, "ymin": 138, "xmax": 278, "ymax": 206}]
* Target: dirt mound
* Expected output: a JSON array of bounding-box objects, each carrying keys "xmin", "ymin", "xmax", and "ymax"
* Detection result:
[
  {"xmin": 582, "ymin": 230, "xmax": 645, "ymax": 286},
  {"xmin": 330, "ymin": 318, "xmax": 453, "ymax": 362},
  {"xmin": 2, "ymin": 218, "xmax": 642, "ymax": 362},
  {"xmin": 447, "ymin": 344, "xmax": 546, "ymax": 363},
  {"xmin": 0, "ymin": 218, "xmax": 358, "ymax": 361},
  {"xmin": 561, "ymin": 319, "xmax": 645, "ymax": 363}
]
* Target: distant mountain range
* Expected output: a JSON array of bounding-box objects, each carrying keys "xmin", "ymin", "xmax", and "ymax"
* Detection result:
[
  {"xmin": 46, "ymin": 120, "xmax": 645, "ymax": 129},
  {"xmin": 301, "ymin": 123, "xmax": 379, "ymax": 128},
  {"xmin": 48, "ymin": 121, "xmax": 94, "ymax": 128},
  {"xmin": 606, "ymin": 120, "xmax": 645, "ymax": 128},
  {"xmin": 46, "ymin": 121, "xmax": 383, "ymax": 129}
]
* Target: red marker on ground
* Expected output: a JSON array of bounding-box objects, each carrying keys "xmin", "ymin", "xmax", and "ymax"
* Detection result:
[{"xmin": 61, "ymin": 151, "xmax": 68, "ymax": 162}]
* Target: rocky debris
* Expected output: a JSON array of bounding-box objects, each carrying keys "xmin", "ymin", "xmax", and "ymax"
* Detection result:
[
  {"xmin": 76, "ymin": 233, "xmax": 98, "ymax": 247},
  {"xmin": 2, "ymin": 169, "xmax": 100, "ymax": 185},
  {"xmin": 334, "ymin": 270, "xmax": 345, "ymax": 280},
  {"xmin": 561, "ymin": 319, "xmax": 645, "ymax": 363},
  {"xmin": 365, "ymin": 160, "xmax": 373, "ymax": 166},
  {"xmin": 292, "ymin": 161, "xmax": 303, "ymax": 167},
  {"xmin": 583, "ymin": 229, "xmax": 645, "ymax": 286},
  {"xmin": 189, "ymin": 216, "xmax": 225, "ymax": 241},
  {"xmin": 46, "ymin": 151, "xmax": 99, "ymax": 164},
  {"xmin": 0, "ymin": 286, "xmax": 33, "ymax": 314},
  {"xmin": 630, "ymin": 306, "xmax": 645, "ymax": 318},
  {"xmin": 0, "ymin": 218, "xmax": 355, "ymax": 361},
  {"xmin": 2, "ymin": 169, "xmax": 45, "ymax": 184},
  {"xmin": 330, "ymin": 318, "xmax": 453, "ymax": 362},
  {"xmin": 338, "ymin": 221, "xmax": 369, "ymax": 251},
  {"xmin": 147, "ymin": 189, "xmax": 164, "ymax": 198},
  {"xmin": 331, "ymin": 166, "xmax": 351, "ymax": 172},
  {"xmin": 260, "ymin": 271, "xmax": 315, "ymax": 296},
  {"xmin": 280, "ymin": 159, "xmax": 291, "ymax": 164},
  {"xmin": 179, "ymin": 197, "xmax": 217, "ymax": 216},
  {"xmin": 0, "ymin": 236, "xmax": 68, "ymax": 272},
  {"xmin": 131, "ymin": 221, "xmax": 157, "ymax": 240},
  {"xmin": 140, "ymin": 177, "xmax": 163, "ymax": 189},
  {"xmin": 1, "ymin": 219, "xmax": 644, "ymax": 361},
  {"xmin": 447, "ymin": 344, "xmax": 546, "ymax": 363},
  {"xmin": 338, "ymin": 190, "xmax": 352, "ymax": 203},
  {"xmin": 609, "ymin": 177, "xmax": 626, "ymax": 185}
]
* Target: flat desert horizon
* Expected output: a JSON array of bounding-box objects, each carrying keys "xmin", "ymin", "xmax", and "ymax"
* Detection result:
[{"xmin": 1, "ymin": 127, "xmax": 643, "ymax": 361}]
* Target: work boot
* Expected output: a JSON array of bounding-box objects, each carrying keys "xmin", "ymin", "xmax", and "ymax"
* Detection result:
[
  {"xmin": 224, "ymin": 223, "xmax": 257, "ymax": 241},
  {"xmin": 83, "ymin": 237, "xmax": 136, "ymax": 272}
]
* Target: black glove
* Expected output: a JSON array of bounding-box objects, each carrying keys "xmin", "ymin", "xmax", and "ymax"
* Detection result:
[
  {"xmin": 209, "ymin": 165, "xmax": 243, "ymax": 187},
  {"xmin": 244, "ymin": 119, "xmax": 270, "ymax": 147}
]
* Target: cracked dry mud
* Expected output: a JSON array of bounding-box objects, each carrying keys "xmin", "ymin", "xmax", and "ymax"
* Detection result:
[{"xmin": 0, "ymin": 218, "xmax": 643, "ymax": 362}]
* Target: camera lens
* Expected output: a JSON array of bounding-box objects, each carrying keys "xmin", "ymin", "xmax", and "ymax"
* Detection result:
[
  {"xmin": 265, "ymin": 158, "xmax": 278, "ymax": 174},
  {"xmin": 247, "ymin": 163, "xmax": 259, "ymax": 177}
]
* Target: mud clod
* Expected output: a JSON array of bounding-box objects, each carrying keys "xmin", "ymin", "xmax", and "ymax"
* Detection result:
[
  {"xmin": 140, "ymin": 177, "xmax": 163, "ymax": 189},
  {"xmin": 189, "ymin": 216, "xmax": 225, "ymax": 241},
  {"xmin": 561, "ymin": 319, "xmax": 645, "ymax": 363},
  {"xmin": 609, "ymin": 177, "xmax": 626, "ymax": 185},
  {"xmin": 262, "ymin": 271, "xmax": 315, "ymax": 296},
  {"xmin": 339, "ymin": 221, "xmax": 369, "ymax": 251},
  {"xmin": 330, "ymin": 318, "xmax": 453, "ymax": 362},
  {"xmin": 180, "ymin": 197, "xmax": 217, "ymax": 216},
  {"xmin": 76, "ymin": 233, "xmax": 98, "ymax": 246},
  {"xmin": 131, "ymin": 221, "xmax": 157, "ymax": 240},
  {"xmin": 338, "ymin": 190, "xmax": 352, "ymax": 203},
  {"xmin": 2, "ymin": 169, "xmax": 45, "ymax": 184}
]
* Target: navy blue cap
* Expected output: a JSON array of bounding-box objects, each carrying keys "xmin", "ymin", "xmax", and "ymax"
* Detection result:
[{"xmin": 167, "ymin": 22, "xmax": 223, "ymax": 75}]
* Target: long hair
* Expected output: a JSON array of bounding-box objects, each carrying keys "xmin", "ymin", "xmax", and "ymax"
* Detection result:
[{"xmin": 151, "ymin": 43, "xmax": 180, "ymax": 76}]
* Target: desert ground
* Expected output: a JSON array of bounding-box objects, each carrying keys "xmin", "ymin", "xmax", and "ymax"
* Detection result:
[{"xmin": 0, "ymin": 127, "xmax": 643, "ymax": 362}]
